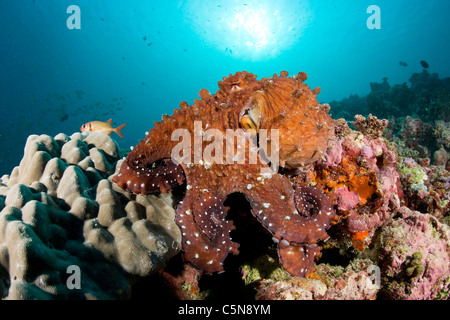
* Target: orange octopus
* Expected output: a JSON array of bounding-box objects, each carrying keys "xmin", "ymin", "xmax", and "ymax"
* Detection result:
[{"xmin": 113, "ymin": 71, "xmax": 337, "ymax": 277}]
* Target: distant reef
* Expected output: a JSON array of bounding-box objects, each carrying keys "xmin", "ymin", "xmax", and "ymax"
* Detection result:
[{"xmin": 330, "ymin": 69, "xmax": 450, "ymax": 123}]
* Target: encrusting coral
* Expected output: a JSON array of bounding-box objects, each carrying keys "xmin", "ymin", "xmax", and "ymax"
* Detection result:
[
  {"xmin": 304, "ymin": 114, "xmax": 402, "ymax": 253},
  {"xmin": 372, "ymin": 206, "xmax": 450, "ymax": 299},
  {"xmin": 0, "ymin": 132, "xmax": 180, "ymax": 299},
  {"xmin": 252, "ymin": 258, "xmax": 379, "ymax": 300}
]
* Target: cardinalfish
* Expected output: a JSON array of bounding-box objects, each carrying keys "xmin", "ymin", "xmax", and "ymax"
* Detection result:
[{"xmin": 80, "ymin": 119, "xmax": 126, "ymax": 138}]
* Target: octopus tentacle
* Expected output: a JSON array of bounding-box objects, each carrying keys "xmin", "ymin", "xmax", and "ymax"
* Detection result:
[
  {"xmin": 177, "ymin": 190, "xmax": 239, "ymax": 274},
  {"xmin": 292, "ymin": 185, "xmax": 337, "ymax": 242},
  {"xmin": 244, "ymin": 178, "xmax": 334, "ymax": 245},
  {"xmin": 114, "ymin": 158, "xmax": 185, "ymax": 194},
  {"xmin": 278, "ymin": 242, "xmax": 322, "ymax": 277}
]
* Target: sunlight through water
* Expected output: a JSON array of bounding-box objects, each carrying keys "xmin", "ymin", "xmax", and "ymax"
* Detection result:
[{"xmin": 181, "ymin": 0, "xmax": 313, "ymax": 61}]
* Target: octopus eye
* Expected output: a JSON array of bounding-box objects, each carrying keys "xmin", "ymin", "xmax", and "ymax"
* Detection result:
[{"xmin": 240, "ymin": 102, "xmax": 261, "ymax": 134}]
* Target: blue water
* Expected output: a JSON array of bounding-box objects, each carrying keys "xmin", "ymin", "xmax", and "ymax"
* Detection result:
[{"xmin": 1, "ymin": 0, "xmax": 449, "ymax": 175}]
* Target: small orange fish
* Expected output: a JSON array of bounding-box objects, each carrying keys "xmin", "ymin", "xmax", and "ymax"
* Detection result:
[{"xmin": 80, "ymin": 119, "xmax": 126, "ymax": 138}]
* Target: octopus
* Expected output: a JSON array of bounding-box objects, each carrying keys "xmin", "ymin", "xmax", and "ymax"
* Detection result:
[{"xmin": 113, "ymin": 71, "xmax": 337, "ymax": 277}]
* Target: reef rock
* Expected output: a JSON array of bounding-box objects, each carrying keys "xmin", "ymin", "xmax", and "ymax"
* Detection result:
[
  {"xmin": 375, "ymin": 207, "xmax": 450, "ymax": 299},
  {"xmin": 0, "ymin": 132, "xmax": 181, "ymax": 299},
  {"xmin": 251, "ymin": 258, "xmax": 379, "ymax": 300},
  {"xmin": 313, "ymin": 116, "xmax": 402, "ymax": 252}
]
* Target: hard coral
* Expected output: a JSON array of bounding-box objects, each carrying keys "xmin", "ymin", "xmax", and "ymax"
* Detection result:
[
  {"xmin": 374, "ymin": 207, "xmax": 450, "ymax": 299},
  {"xmin": 253, "ymin": 258, "xmax": 379, "ymax": 300},
  {"xmin": 0, "ymin": 132, "xmax": 180, "ymax": 299},
  {"xmin": 255, "ymin": 277, "xmax": 327, "ymax": 300},
  {"xmin": 352, "ymin": 114, "xmax": 389, "ymax": 139},
  {"xmin": 316, "ymin": 259, "xmax": 380, "ymax": 300},
  {"xmin": 313, "ymin": 117, "xmax": 401, "ymax": 251},
  {"xmin": 434, "ymin": 120, "xmax": 450, "ymax": 150},
  {"xmin": 399, "ymin": 116, "xmax": 434, "ymax": 153},
  {"xmin": 398, "ymin": 156, "xmax": 450, "ymax": 219},
  {"xmin": 113, "ymin": 71, "xmax": 337, "ymax": 277}
]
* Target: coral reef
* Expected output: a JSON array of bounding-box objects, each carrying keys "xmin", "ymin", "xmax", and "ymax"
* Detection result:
[
  {"xmin": 329, "ymin": 70, "xmax": 450, "ymax": 171},
  {"xmin": 397, "ymin": 156, "xmax": 450, "ymax": 219},
  {"xmin": 113, "ymin": 71, "xmax": 337, "ymax": 277},
  {"xmin": 352, "ymin": 114, "xmax": 389, "ymax": 139},
  {"xmin": 372, "ymin": 207, "xmax": 449, "ymax": 299},
  {"xmin": 109, "ymin": 70, "xmax": 448, "ymax": 300},
  {"xmin": 328, "ymin": 94, "xmax": 369, "ymax": 121},
  {"xmin": 331, "ymin": 70, "xmax": 450, "ymax": 125},
  {"xmin": 0, "ymin": 132, "xmax": 180, "ymax": 299},
  {"xmin": 246, "ymin": 258, "xmax": 379, "ymax": 300},
  {"xmin": 255, "ymin": 277, "xmax": 327, "ymax": 300},
  {"xmin": 383, "ymin": 116, "xmax": 449, "ymax": 172},
  {"xmin": 237, "ymin": 112, "xmax": 448, "ymax": 300},
  {"xmin": 1, "ymin": 68, "xmax": 449, "ymax": 301},
  {"xmin": 229, "ymin": 115, "xmax": 449, "ymax": 301},
  {"xmin": 310, "ymin": 115, "xmax": 402, "ymax": 253},
  {"xmin": 366, "ymin": 78, "xmax": 414, "ymax": 119},
  {"xmin": 366, "ymin": 70, "xmax": 450, "ymax": 122}
]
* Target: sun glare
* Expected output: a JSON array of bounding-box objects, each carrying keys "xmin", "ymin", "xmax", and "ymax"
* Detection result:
[
  {"xmin": 182, "ymin": 0, "xmax": 312, "ymax": 61},
  {"xmin": 230, "ymin": 8, "xmax": 270, "ymax": 48}
]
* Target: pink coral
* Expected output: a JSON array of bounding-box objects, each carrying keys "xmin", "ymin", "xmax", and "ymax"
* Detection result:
[
  {"xmin": 377, "ymin": 206, "xmax": 450, "ymax": 300},
  {"xmin": 317, "ymin": 117, "xmax": 401, "ymax": 245},
  {"xmin": 335, "ymin": 187, "xmax": 360, "ymax": 211}
]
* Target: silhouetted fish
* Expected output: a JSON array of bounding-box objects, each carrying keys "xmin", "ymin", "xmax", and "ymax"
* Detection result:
[
  {"xmin": 60, "ymin": 113, "xmax": 69, "ymax": 122},
  {"xmin": 399, "ymin": 61, "xmax": 408, "ymax": 67},
  {"xmin": 420, "ymin": 60, "xmax": 429, "ymax": 69}
]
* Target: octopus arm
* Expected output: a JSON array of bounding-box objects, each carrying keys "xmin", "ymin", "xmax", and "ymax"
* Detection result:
[
  {"xmin": 113, "ymin": 158, "xmax": 185, "ymax": 194},
  {"xmin": 176, "ymin": 190, "xmax": 239, "ymax": 274},
  {"xmin": 278, "ymin": 243, "xmax": 322, "ymax": 277},
  {"xmin": 245, "ymin": 178, "xmax": 335, "ymax": 245}
]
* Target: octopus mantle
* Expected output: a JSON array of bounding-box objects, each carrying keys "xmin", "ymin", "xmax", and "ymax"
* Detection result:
[{"xmin": 113, "ymin": 71, "xmax": 337, "ymax": 277}]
